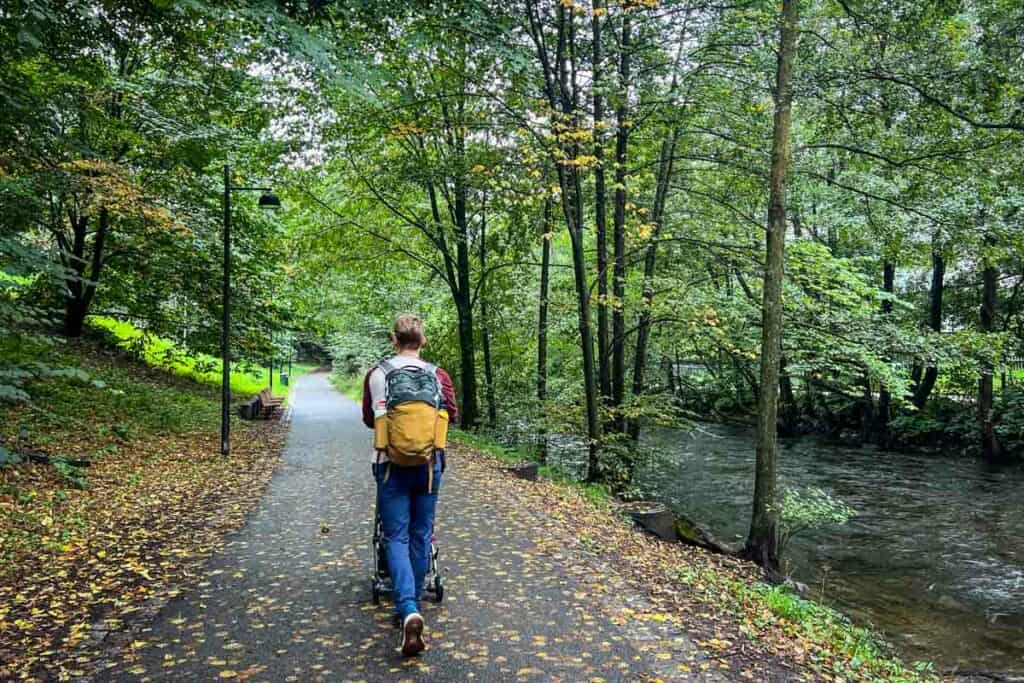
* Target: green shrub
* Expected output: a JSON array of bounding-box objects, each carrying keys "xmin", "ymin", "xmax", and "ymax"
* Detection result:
[{"xmin": 778, "ymin": 487, "xmax": 857, "ymax": 555}]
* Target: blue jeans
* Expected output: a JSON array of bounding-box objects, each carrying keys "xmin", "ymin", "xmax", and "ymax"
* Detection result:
[{"xmin": 374, "ymin": 453, "xmax": 443, "ymax": 620}]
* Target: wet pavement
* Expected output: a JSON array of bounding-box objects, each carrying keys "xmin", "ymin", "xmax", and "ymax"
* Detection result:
[{"xmin": 107, "ymin": 373, "xmax": 764, "ymax": 682}]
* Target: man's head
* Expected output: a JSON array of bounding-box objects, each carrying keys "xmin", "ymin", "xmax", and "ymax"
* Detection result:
[{"xmin": 392, "ymin": 314, "xmax": 427, "ymax": 352}]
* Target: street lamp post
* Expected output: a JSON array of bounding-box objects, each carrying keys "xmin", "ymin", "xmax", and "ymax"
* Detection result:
[{"xmin": 221, "ymin": 164, "xmax": 281, "ymax": 456}]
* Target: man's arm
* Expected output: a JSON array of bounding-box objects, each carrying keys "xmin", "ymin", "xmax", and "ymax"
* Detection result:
[
  {"xmin": 362, "ymin": 368, "xmax": 389, "ymax": 428},
  {"xmin": 362, "ymin": 368, "xmax": 374, "ymax": 428},
  {"xmin": 436, "ymin": 368, "xmax": 459, "ymax": 424}
]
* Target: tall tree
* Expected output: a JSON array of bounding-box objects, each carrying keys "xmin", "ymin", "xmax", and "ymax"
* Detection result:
[
  {"xmin": 876, "ymin": 257, "xmax": 896, "ymax": 440},
  {"xmin": 745, "ymin": 0, "xmax": 800, "ymax": 573},
  {"xmin": 609, "ymin": 10, "xmax": 632, "ymax": 433},
  {"xmin": 911, "ymin": 247, "xmax": 945, "ymax": 409},
  {"xmin": 479, "ymin": 195, "xmax": 498, "ymax": 426},
  {"xmin": 524, "ymin": 0, "xmax": 602, "ymax": 479},
  {"xmin": 592, "ymin": 0, "xmax": 612, "ymax": 403},
  {"xmin": 979, "ymin": 233, "xmax": 1003, "ymax": 462},
  {"xmin": 537, "ymin": 199, "xmax": 554, "ymax": 463}
]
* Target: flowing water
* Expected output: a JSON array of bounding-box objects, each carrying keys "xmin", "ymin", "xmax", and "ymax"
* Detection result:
[{"xmin": 618, "ymin": 424, "xmax": 1024, "ymax": 674}]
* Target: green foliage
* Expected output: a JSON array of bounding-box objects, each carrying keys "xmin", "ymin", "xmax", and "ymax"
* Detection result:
[
  {"xmin": 0, "ymin": 446, "xmax": 21, "ymax": 467},
  {"xmin": 51, "ymin": 459, "xmax": 87, "ymax": 490},
  {"xmin": 778, "ymin": 487, "xmax": 858, "ymax": 555},
  {"xmin": 330, "ymin": 373, "xmax": 365, "ymax": 403},
  {"xmin": 88, "ymin": 316, "xmax": 310, "ymax": 399},
  {"xmin": 0, "ymin": 235, "xmax": 71, "ymax": 404},
  {"xmin": 889, "ymin": 385, "xmax": 1024, "ymax": 456},
  {"xmin": 675, "ymin": 568, "xmax": 937, "ymax": 682},
  {"xmin": 995, "ymin": 387, "xmax": 1024, "ymax": 454},
  {"xmin": 889, "ymin": 401, "xmax": 977, "ymax": 449},
  {"xmin": 328, "ymin": 324, "xmax": 392, "ymax": 378}
]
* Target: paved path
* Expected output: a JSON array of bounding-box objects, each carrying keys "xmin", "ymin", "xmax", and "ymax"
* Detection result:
[{"xmin": 110, "ymin": 373, "xmax": 763, "ymax": 682}]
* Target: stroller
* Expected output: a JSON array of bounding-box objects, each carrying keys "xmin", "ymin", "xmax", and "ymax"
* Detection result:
[{"xmin": 370, "ymin": 493, "xmax": 445, "ymax": 606}]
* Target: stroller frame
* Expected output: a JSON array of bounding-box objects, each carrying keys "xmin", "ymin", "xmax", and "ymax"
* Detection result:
[{"xmin": 371, "ymin": 491, "xmax": 444, "ymax": 606}]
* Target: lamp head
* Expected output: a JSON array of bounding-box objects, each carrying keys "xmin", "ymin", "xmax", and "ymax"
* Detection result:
[{"xmin": 258, "ymin": 192, "xmax": 282, "ymax": 208}]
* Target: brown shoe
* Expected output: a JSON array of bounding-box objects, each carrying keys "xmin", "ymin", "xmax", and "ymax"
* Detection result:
[{"xmin": 400, "ymin": 612, "xmax": 425, "ymax": 657}]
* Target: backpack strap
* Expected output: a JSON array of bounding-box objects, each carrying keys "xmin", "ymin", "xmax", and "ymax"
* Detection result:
[{"xmin": 376, "ymin": 359, "xmax": 396, "ymax": 404}]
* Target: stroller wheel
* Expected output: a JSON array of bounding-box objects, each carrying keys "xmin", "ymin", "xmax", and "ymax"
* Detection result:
[
  {"xmin": 371, "ymin": 581, "xmax": 381, "ymax": 605},
  {"xmin": 434, "ymin": 576, "xmax": 444, "ymax": 603}
]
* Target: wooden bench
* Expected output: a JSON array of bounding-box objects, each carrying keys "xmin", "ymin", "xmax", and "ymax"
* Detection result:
[
  {"xmin": 257, "ymin": 388, "xmax": 283, "ymax": 419},
  {"xmin": 239, "ymin": 396, "xmax": 261, "ymax": 420}
]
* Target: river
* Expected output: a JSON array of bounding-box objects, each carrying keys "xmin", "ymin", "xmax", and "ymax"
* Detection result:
[{"xmin": 615, "ymin": 424, "xmax": 1024, "ymax": 674}]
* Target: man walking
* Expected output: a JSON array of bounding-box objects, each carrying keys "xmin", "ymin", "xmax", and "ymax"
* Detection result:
[{"xmin": 362, "ymin": 315, "xmax": 458, "ymax": 656}]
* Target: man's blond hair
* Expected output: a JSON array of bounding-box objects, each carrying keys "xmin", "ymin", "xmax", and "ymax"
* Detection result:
[{"xmin": 392, "ymin": 314, "xmax": 426, "ymax": 350}]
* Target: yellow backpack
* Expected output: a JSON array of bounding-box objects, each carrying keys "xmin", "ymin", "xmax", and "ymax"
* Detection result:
[{"xmin": 373, "ymin": 361, "xmax": 450, "ymax": 476}]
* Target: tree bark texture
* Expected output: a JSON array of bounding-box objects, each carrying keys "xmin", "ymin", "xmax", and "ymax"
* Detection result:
[
  {"xmin": 479, "ymin": 197, "xmax": 497, "ymax": 426},
  {"xmin": 912, "ymin": 250, "xmax": 945, "ymax": 410},
  {"xmin": 979, "ymin": 249, "xmax": 1003, "ymax": 462},
  {"xmin": 610, "ymin": 13, "xmax": 632, "ymax": 434},
  {"xmin": 744, "ymin": 0, "xmax": 799, "ymax": 574},
  {"xmin": 62, "ymin": 208, "xmax": 109, "ymax": 337},
  {"xmin": 876, "ymin": 260, "xmax": 895, "ymax": 441},
  {"xmin": 592, "ymin": 0, "xmax": 611, "ymax": 402},
  {"xmin": 537, "ymin": 199, "xmax": 553, "ymax": 464}
]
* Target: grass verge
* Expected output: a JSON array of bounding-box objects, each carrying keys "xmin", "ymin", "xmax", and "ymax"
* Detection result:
[
  {"xmin": 451, "ymin": 432, "xmax": 937, "ymax": 683},
  {"xmin": 677, "ymin": 564, "xmax": 938, "ymax": 681},
  {"xmin": 0, "ymin": 336, "xmax": 288, "ymax": 679},
  {"xmin": 330, "ymin": 372, "xmax": 364, "ymax": 403},
  {"xmin": 448, "ymin": 429, "xmax": 611, "ymax": 507},
  {"xmin": 89, "ymin": 316, "xmax": 316, "ymax": 399}
]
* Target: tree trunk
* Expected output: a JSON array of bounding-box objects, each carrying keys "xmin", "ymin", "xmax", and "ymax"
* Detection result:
[
  {"xmin": 628, "ymin": 131, "xmax": 678, "ymax": 442},
  {"xmin": 479, "ymin": 196, "xmax": 497, "ymax": 426},
  {"xmin": 455, "ymin": 292, "xmax": 479, "ymax": 429},
  {"xmin": 63, "ymin": 298, "xmax": 89, "ymax": 338},
  {"xmin": 979, "ymin": 247, "xmax": 1003, "ymax": 462},
  {"xmin": 592, "ymin": 0, "xmax": 611, "ymax": 403},
  {"xmin": 744, "ymin": 0, "xmax": 799, "ymax": 575},
  {"xmin": 62, "ymin": 208, "xmax": 109, "ymax": 337},
  {"xmin": 567, "ymin": 190, "xmax": 601, "ymax": 480},
  {"xmin": 912, "ymin": 250, "xmax": 944, "ymax": 409},
  {"xmin": 877, "ymin": 259, "xmax": 895, "ymax": 442},
  {"xmin": 565, "ymin": 176, "xmax": 602, "ymax": 481},
  {"xmin": 537, "ymin": 199, "xmax": 553, "ymax": 464},
  {"xmin": 610, "ymin": 13, "xmax": 632, "ymax": 434},
  {"xmin": 454, "ymin": 138, "xmax": 479, "ymax": 429},
  {"xmin": 528, "ymin": 0, "xmax": 601, "ymax": 479}
]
